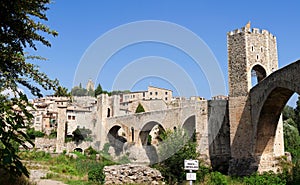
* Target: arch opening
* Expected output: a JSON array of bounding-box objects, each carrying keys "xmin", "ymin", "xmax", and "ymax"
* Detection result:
[
  {"xmin": 139, "ymin": 121, "xmax": 165, "ymax": 146},
  {"xmin": 182, "ymin": 115, "xmax": 196, "ymax": 140},
  {"xmin": 74, "ymin": 148, "xmax": 83, "ymax": 153},
  {"xmin": 255, "ymin": 87, "xmax": 294, "ymax": 157},
  {"xmin": 139, "ymin": 121, "xmax": 165, "ymax": 164},
  {"xmin": 251, "ymin": 64, "xmax": 267, "ymax": 87},
  {"xmin": 107, "ymin": 125, "xmax": 127, "ymax": 156}
]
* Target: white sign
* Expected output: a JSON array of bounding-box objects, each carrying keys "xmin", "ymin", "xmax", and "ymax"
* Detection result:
[
  {"xmin": 184, "ymin": 159, "xmax": 199, "ymax": 170},
  {"xmin": 186, "ymin": 173, "xmax": 197, "ymax": 180}
]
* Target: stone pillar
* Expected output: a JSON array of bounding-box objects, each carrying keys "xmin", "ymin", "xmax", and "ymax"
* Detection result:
[
  {"xmin": 228, "ymin": 96, "xmax": 257, "ymax": 176},
  {"xmin": 95, "ymin": 94, "xmax": 110, "ymax": 150},
  {"xmin": 56, "ymin": 107, "xmax": 67, "ymax": 153}
]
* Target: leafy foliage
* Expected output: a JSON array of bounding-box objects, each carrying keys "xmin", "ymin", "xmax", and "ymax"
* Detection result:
[
  {"xmin": 88, "ymin": 165, "xmax": 105, "ymax": 184},
  {"xmin": 295, "ymin": 96, "xmax": 300, "ymax": 133},
  {"xmin": 54, "ymin": 86, "xmax": 71, "ymax": 97},
  {"xmin": 71, "ymin": 86, "xmax": 88, "ymax": 96},
  {"xmin": 135, "ymin": 103, "xmax": 145, "ymax": 113},
  {"xmin": 283, "ymin": 121, "xmax": 300, "ymax": 159},
  {"xmin": 0, "ymin": 0, "xmax": 58, "ymax": 177},
  {"xmin": 94, "ymin": 84, "xmax": 103, "ymax": 97},
  {"xmin": 209, "ymin": 171, "xmax": 228, "ymax": 185},
  {"xmin": 283, "ymin": 105, "xmax": 296, "ymax": 121},
  {"xmin": 153, "ymin": 129, "xmax": 199, "ymax": 184},
  {"xmin": 243, "ymin": 172, "xmax": 286, "ymax": 185},
  {"xmin": 26, "ymin": 128, "xmax": 45, "ymax": 139}
]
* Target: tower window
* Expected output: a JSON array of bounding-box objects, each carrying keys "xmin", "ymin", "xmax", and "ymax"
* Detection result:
[
  {"xmin": 256, "ymin": 55, "xmax": 259, "ymax": 60},
  {"xmin": 251, "ymin": 46, "xmax": 254, "ymax": 52},
  {"xmin": 261, "ymin": 47, "xmax": 263, "ymax": 52}
]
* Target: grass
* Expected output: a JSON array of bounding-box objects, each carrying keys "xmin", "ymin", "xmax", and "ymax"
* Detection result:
[{"xmin": 19, "ymin": 150, "xmax": 116, "ymax": 185}]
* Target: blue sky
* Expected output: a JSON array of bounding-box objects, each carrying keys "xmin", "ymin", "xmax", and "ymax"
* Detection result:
[{"xmin": 33, "ymin": 1, "xmax": 300, "ymax": 105}]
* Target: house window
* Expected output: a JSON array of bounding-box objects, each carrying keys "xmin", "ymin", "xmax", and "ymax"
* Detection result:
[
  {"xmin": 68, "ymin": 115, "xmax": 71, "ymax": 120},
  {"xmin": 150, "ymin": 92, "xmax": 152, "ymax": 95},
  {"xmin": 165, "ymin": 97, "xmax": 168, "ymax": 101},
  {"xmin": 143, "ymin": 92, "xmax": 145, "ymax": 97},
  {"xmin": 165, "ymin": 92, "xmax": 168, "ymax": 95},
  {"xmin": 155, "ymin": 92, "xmax": 158, "ymax": 95},
  {"xmin": 72, "ymin": 116, "xmax": 75, "ymax": 120}
]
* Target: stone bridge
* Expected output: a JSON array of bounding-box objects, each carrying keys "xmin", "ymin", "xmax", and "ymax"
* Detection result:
[
  {"xmin": 94, "ymin": 95, "xmax": 230, "ymax": 169},
  {"xmin": 229, "ymin": 60, "xmax": 300, "ymax": 175},
  {"xmin": 105, "ymin": 107, "xmax": 197, "ymax": 146},
  {"xmin": 95, "ymin": 100, "xmax": 210, "ymax": 158}
]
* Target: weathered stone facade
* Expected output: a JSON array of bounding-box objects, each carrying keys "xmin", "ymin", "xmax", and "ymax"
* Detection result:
[{"xmin": 227, "ymin": 24, "xmax": 284, "ymax": 175}]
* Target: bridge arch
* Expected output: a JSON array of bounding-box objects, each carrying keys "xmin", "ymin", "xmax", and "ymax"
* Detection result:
[
  {"xmin": 182, "ymin": 115, "xmax": 196, "ymax": 139},
  {"xmin": 251, "ymin": 63, "xmax": 267, "ymax": 86},
  {"xmin": 107, "ymin": 125, "xmax": 127, "ymax": 155},
  {"xmin": 252, "ymin": 80, "xmax": 300, "ymax": 158},
  {"xmin": 139, "ymin": 121, "xmax": 165, "ymax": 146}
]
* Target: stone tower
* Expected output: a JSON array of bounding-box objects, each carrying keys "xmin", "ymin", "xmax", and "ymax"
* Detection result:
[
  {"xmin": 86, "ymin": 79, "xmax": 95, "ymax": 91},
  {"xmin": 227, "ymin": 23, "xmax": 278, "ymax": 96},
  {"xmin": 227, "ymin": 24, "xmax": 284, "ymax": 175}
]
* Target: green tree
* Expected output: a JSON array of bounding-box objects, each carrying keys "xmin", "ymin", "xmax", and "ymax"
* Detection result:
[
  {"xmin": 153, "ymin": 129, "xmax": 199, "ymax": 184},
  {"xmin": 135, "ymin": 103, "xmax": 145, "ymax": 113},
  {"xmin": 283, "ymin": 121, "xmax": 300, "ymax": 159},
  {"xmin": 71, "ymin": 85, "xmax": 88, "ymax": 96},
  {"xmin": 0, "ymin": 0, "xmax": 58, "ymax": 178},
  {"xmin": 283, "ymin": 105, "xmax": 296, "ymax": 121},
  {"xmin": 294, "ymin": 96, "xmax": 300, "ymax": 133},
  {"xmin": 87, "ymin": 88, "xmax": 95, "ymax": 97},
  {"xmin": 94, "ymin": 84, "xmax": 103, "ymax": 97},
  {"xmin": 54, "ymin": 86, "xmax": 70, "ymax": 97}
]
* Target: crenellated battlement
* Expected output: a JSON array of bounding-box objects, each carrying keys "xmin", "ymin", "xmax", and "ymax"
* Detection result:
[{"xmin": 227, "ymin": 27, "xmax": 276, "ymax": 39}]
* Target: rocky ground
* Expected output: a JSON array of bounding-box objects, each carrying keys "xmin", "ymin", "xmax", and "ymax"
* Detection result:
[{"xmin": 30, "ymin": 169, "xmax": 67, "ymax": 185}]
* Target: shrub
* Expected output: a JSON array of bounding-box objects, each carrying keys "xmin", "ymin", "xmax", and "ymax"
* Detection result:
[
  {"xmin": 209, "ymin": 171, "xmax": 228, "ymax": 185},
  {"xmin": 135, "ymin": 103, "xmax": 145, "ymax": 113},
  {"xmin": 243, "ymin": 172, "xmax": 285, "ymax": 185},
  {"xmin": 196, "ymin": 165, "xmax": 210, "ymax": 183},
  {"xmin": 85, "ymin": 146, "xmax": 98, "ymax": 156},
  {"xmin": 88, "ymin": 165, "xmax": 105, "ymax": 184},
  {"xmin": 49, "ymin": 130, "xmax": 57, "ymax": 139},
  {"xmin": 26, "ymin": 128, "xmax": 45, "ymax": 139}
]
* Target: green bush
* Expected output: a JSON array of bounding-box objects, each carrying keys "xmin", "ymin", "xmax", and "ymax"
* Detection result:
[
  {"xmin": 49, "ymin": 130, "xmax": 57, "ymax": 139},
  {"xmin": 243, "ymin": 172, "xmax": 285, "ymax": 185},
  {"xmin": 135, "ymin": 103, "xmax": 145, "ymax": 113},
  {"xmin": 209, "ymin": 171, "xmax": 228, "ymax": 185},
  {"xmin": 50, "ymin": 164, "xmax": 78, "ymax": 176},
  {"xmin": 196, "ymin": 165, "xmax": 210, "ymax": 183},
  {"xmin": 26, "ymin": 128, "xmax": 45, "ymax": 139},
  {"xmin": 85, "ymin": 146, "xmax": 98, "ymax": 156},
  {"xmin": 88, "ymin": 165, "xmax": 105, "ymax": 184}
]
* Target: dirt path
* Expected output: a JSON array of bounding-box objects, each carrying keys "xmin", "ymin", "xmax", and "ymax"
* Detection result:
[
  {"xmin": 34, "ymin": 179, "xmax": 67, "ymax": 185},
  {"xmin": 30, "ymin": 169, "xmax": 67, "ymax": 185}
]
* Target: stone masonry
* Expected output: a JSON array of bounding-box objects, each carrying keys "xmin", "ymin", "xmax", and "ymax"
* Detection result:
[
  {"xmin": 40, "ymin": 23, "xmax": 300, "ymax": 176},
  {"xmin": 104, "ymin": 164, "xmax": 164, "ymax": 184}
]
